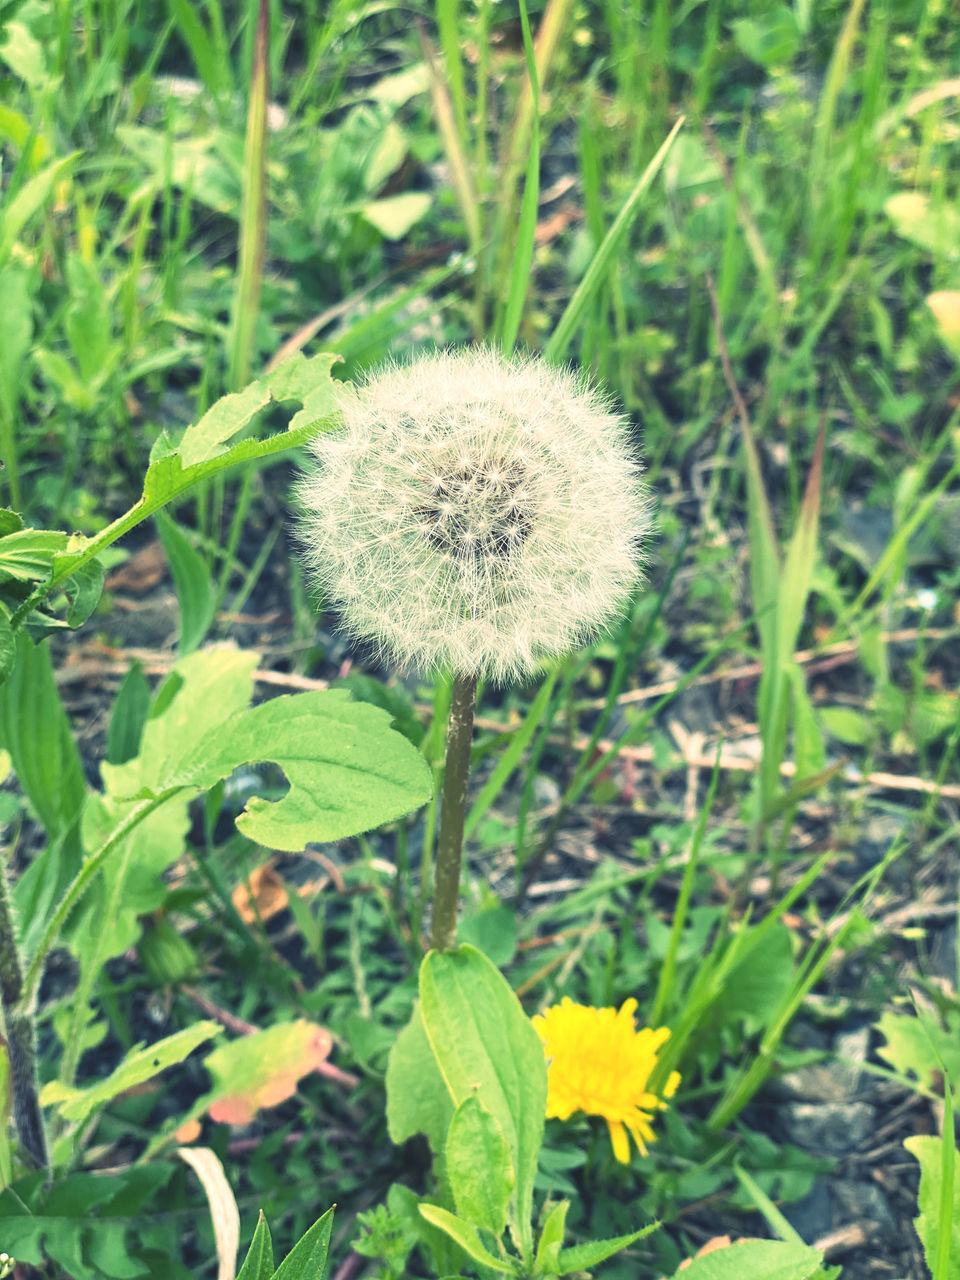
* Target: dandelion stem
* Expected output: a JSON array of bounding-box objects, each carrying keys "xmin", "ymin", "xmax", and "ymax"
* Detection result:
[{"xmin": 431, "ymin": 672, "xmax": 477, "ymax": 951}]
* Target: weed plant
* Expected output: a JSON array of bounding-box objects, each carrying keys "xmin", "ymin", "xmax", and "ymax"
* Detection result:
[{"xmin": 0, "ymin": 1, "xmax": 959, "ymax": 1278}]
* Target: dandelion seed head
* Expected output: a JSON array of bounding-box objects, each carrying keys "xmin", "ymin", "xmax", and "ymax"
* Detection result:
[{"xmin": 296, "ymin": 346, "xmax": 650, "ymax": 682}]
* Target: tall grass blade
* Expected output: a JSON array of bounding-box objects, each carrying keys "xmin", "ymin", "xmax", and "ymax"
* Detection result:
[
  {"xmin": 497, "ymin": 0, "xmax": 539, "ymax": 351},
  {"xmin": 544, "ymin": 118, "xmax": 684, "ymax": 363},
  {"xmin": 228, "ymin": 0, "xmax": 269, "ymax": 392},
  {"xmin": 417, "ymin": 19, "xmax": 481, "ymax": 257},
  {"xmin": 491, "ymin": 0, "xmax": 575, "ymax": 305}
]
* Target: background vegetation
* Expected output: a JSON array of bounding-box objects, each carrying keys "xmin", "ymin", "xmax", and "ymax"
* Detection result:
[{"xmin": 1, "ymin": 0, "xmax": 959, "ymax": 1276}]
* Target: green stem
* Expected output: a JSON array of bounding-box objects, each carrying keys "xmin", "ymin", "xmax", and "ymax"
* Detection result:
[
  {"xmin": 430, "ymin": 672, "xmax": 477, "ymax": 952},
  {"xmin": 20, "ymin": 794, "xmax": 171, "ymax": 1013},
  {"xmin": 0, "ymin": 862, "xmax": 46, "ymax": 1168}
]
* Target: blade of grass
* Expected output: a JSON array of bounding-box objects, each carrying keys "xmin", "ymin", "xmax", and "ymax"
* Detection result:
[
  {"xmin": 649, "ymin": 745, "xmax": 722, "ymax": 1027},
  {"xmin": 497, "ymin": 0, "xmax": 540, "ymax": 351},
  {"xmin": 417, "ymin": 18, "xmax": 481, "ymax": 260},
  {"xmin": 489, "ymin": 0, "xmax": 575, "ymax": 305},
  {"xmin": 228, "ymin": 0, "xmax": 269, "ymax": 391},
  {"xmin": 544, "ymin": 117, "xmax": 684, "ymax": 363},
  {"xmin": 464, "ymin": 666, "xmax": 559, "ymax": 842}
]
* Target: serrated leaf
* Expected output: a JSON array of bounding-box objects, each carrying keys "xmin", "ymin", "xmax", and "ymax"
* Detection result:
[
  {"xmin": 533, "ymin": 1199, "xmax": 568, "ymax": 1275},
  {"xmin": 556, "ymin": 1222, "xmax": 659, "ymax": 1274},
  {"xmin": 177, "ymin": 353, "xmax": 339, "ymax": 468},
  {"xmin": 39, "ymin": 1022, "xmax": 219, "ymax": 1126},
  {"xmin": 446, "ymin": 1095, "xmax": 514, "ymax": 1236},
  {"xmin": 237, "ymin": 1212, "xmax": 275, "ymax": 1280},
  {"xmin": 271, "ymin": 1205, "xmax": 335, "ymax": 1280},
  {"xmin": 418, "ymin": 1205, "xmax": 518, "ymax": 1274},
  {"xmin": 906, "ymin": 1129, "xmax": 960, "ymax": 1280}
]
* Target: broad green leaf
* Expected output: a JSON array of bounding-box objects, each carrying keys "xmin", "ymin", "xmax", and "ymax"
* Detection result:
[
  {"xmin": 669, "ymin": 1239, "xmax": 824, "ymax": 1280},
  {"xmin": 237, "ymin": 1212, "xmax": 275, "ymax": 1280},
  {"xmin": 73, "ymin": 789, "xmax": 191, "ymax": 961},
  {"xmin": 386, "ymin": 1002, "xmax": 454, "ymax": 1155},
  {"xmin": 155, "ymin": 511, "xmax": 215, "ymax": 654},
  {"xmin": 0, "ymin": 20, "xmax": 48, "ymax": 87},
  {"xmin": 732, "ymin": 7, "xmax": 800, "ymax": 67},
  {"xmin": 173, "ymin": 688, "xmax": 434, "ymax": 849},
  {"xmin": 446, "ymin": 1095, "xmax": 514, "ymax": 1236},
  {"xmin": 0, "ymin": 1166, "xmax": 174, "ymax": 1278},
  {"xmin": 533, "ymin": 1199, "xmax": 568, "ymax": 1276},
  {"xmin": 420, "ymin": 946, "xmax": 547, "ymax": 1260},
  {"xmin": 100, "ymin": 648, "xmax": 259, "ymax": 799},
  {"xmin": 556, "ymin": 1222, "xmax": 660, "ymax": 1274},
  {"xmin": 39, "ymin": 1023, "xmax": 219, "ymax": 1127},
  {"xmin": 904, "ymin": 1136, "xmax": 960, "ymax": 1280},
  {"xmin": 714, "ymin": 921, "xmax": 795, "ymax": 1035},
  {"xmin": 418, "ymin": 1205, "xmax": 518, "ymax": 1274},
  {"xmin": 271, "ymin": 1205, "xmax": 335, "ymax": 1280}
]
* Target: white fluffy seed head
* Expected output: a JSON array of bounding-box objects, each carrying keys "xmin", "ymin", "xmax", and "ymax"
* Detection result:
[{"xmin": 296, "ymin": 346, "xmax": 651, "ymax": 683}]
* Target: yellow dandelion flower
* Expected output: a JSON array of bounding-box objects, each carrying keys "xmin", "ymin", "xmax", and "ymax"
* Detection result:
[{"xmin": 532, "ymin": 997, "xmax": 681, "ymax": 1164}]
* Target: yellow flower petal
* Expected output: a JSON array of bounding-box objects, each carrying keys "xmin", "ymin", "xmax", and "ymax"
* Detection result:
[{"xmin": 533, "ymin": 997, "xmax": 679, "ymax": 1163}]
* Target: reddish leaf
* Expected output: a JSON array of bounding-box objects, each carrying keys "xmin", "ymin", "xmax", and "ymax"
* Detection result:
[{"xmin": 204, "ymin": 1021, "xmax": 333, "ymax": 1126}]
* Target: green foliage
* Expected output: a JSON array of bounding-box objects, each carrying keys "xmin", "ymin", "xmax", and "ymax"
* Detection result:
[
  {"xmin": 905, "ymin": 1134, "xmax": 960, "ymax": 1280},
  {"xmin": 667, "ymin": 1240, "xmax": 824, "ymax": 1280},
  {"xmin": 1, "ymin": 0, "xmax": 959, "ymax": 1274},
  {"xmin": 39, "ymin": 1023, "xmax": 219, "ymax": 1127}
]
